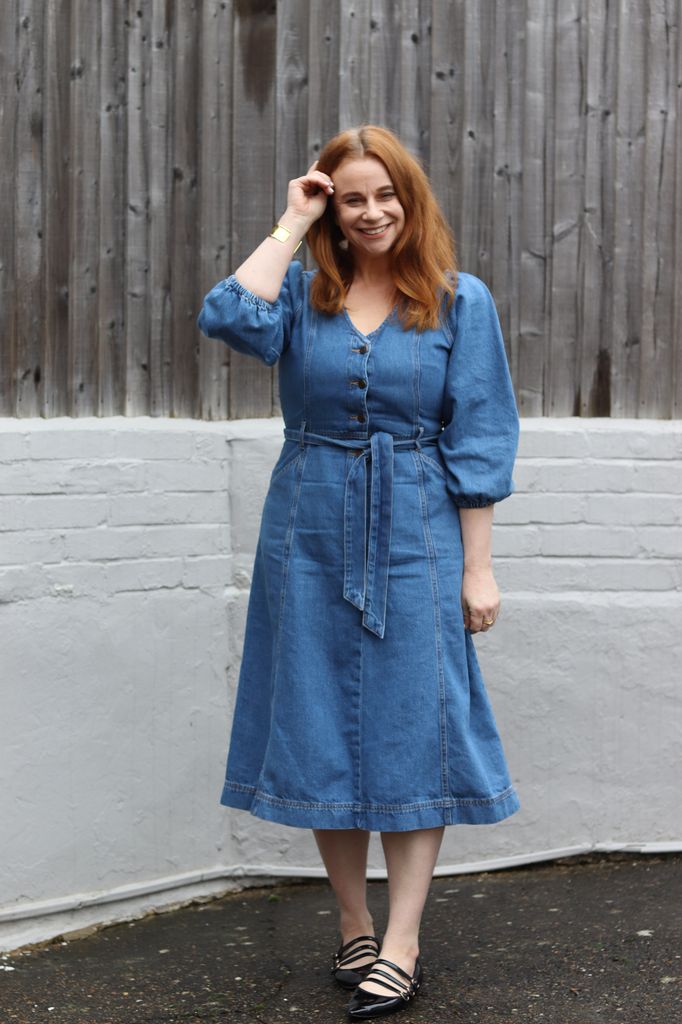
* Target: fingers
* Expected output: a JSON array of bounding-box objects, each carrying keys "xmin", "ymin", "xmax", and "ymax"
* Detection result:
[
  {"xmin": 297, "ymin": 165, "xmax": 334, "ymax": 195},
  {"xmin": 463, "ymin": 604, "xmax": 498, "ymax": 634}
]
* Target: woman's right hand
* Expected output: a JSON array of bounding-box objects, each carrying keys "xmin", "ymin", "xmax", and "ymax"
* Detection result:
[{"xmin": 284, "ymin": 161, "xmax": 335, "ymax": 229}]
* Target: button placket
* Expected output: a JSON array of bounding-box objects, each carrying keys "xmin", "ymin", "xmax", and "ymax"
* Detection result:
[{"xmin": 349, "ymin": 333, "xmax": 369, "ymax": 427}]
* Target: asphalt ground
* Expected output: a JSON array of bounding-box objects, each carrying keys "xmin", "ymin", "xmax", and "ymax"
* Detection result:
[{"xmin": 1, "ymin": 852, "xmax": 680, "ymax": 1024}]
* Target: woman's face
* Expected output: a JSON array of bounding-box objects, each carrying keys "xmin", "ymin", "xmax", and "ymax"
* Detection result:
[{"xmin": 331, "ymin": 156, "xmax": 405, "ymax": 259}]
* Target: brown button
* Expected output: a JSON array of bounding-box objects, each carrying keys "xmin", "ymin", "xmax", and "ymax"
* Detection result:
[
  {"xmin": 358, "ymin": 344, "xmax": 368, "ymax": 354},
  {"xmin": 357, "ymin": 379, "xmax": 367, "ymax": 389},
  {"xmin": 350, "ymin": 448, "xmax": 362, "ymax": 456},
  {"xmin": 357, "ymin": 412, "xmax": 366, "ymax": 423}
]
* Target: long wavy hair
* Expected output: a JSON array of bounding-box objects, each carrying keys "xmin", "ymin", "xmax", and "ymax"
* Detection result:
[{"xmin": 307, "ymin": 125, "xmax": 458, "ymax": 331}]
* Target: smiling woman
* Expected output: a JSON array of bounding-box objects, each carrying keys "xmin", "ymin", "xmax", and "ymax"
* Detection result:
[
  {"xmin": 196, "ymin": 123, "xmax": 521, "ymax": 1019},
  {"xmin": 307, "ymin": 125, "xmax": 458, "ymax": 334}
]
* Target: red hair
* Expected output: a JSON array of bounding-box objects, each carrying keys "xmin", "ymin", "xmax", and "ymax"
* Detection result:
[{"xmin": 306, "ymin": 125, "xmax": 458, "ymax": 331}]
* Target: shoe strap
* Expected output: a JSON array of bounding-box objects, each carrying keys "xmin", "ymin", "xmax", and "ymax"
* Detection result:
[
  {"xmin": 358, "ymin": 967, "xmax": 407, "ymax": 997},
  {"xmin": 336, "ymin": 944, "xmax": 379, "ymax": 966},
  {"xmin": 369, "ymin": 956, "xmax": 416, "ymax": 985},
  {"xmin": 337, "ymin": 934, "xmax": 379, "ymax": 958}
]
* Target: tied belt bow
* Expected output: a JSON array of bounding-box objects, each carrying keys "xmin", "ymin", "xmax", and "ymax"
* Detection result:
[{"xmin": 282, "ymin": 422, "xmax": 442, "ymax": 639}]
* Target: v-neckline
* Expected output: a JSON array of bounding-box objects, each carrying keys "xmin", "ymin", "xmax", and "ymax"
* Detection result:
[{"xmin": 342, "ymin": 304, "xmax": 397, "ymax": 340}]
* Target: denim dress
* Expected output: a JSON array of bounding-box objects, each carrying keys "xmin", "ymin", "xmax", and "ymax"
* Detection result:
[{"xmin": 197, "ymin": 262, "xmax": 521, "ymax": 831}]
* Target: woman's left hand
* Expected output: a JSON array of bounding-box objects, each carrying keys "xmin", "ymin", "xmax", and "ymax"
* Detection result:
[{"xmin": 461, "ymin": 565, "xmax": 500, "ymax": 633}]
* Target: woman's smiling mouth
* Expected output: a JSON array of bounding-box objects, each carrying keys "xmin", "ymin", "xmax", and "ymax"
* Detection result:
[{"xmin": 358, "ymin": 224, "xmax": 391, "ymax": 237}]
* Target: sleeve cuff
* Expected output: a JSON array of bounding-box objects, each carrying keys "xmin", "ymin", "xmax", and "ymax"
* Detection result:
[{"xmin": 223, "ymin": 275, "xmax": 278, "ymax": 312}]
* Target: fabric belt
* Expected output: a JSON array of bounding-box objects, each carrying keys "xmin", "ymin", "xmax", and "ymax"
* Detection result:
[{"xmin": 282, "ymin": 421, "xmax": 443, "ymax": 640}]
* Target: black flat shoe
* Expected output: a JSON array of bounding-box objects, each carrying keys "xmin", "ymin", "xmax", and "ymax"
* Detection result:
[
  {"xmin": 331, "ymin": 933, "xmax": 381, "ymax": 989},
  {"xmin": 347, "ymin": 956, "xmax": 423, "ymax": 1018}
]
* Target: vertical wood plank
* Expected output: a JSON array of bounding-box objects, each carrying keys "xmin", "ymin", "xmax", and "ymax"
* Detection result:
[
  {"xmin": 125, "ymin": 1, "xmax": 152, "ymax": 415},
  {"xmin": 147, "ymin": 0, "xmax": 173, "ymax": 415},
  {"xmin": 429, "ymin": 0, "xmax": 462, "ymax": 233},
  {"xmin": 368, "ymin": 0, "xmax": 400, "ymax": 131},
  {"xmin": 98, "ymin": 0, "xmax": 126, "ymax": 415},
  {"xmin": 339, "ymin": 0, "xmax": 371, "ymax": 128},
  {"xmin": 169, "ymin": 0, "xmax": 200, "ymax": 418},
  {"xmin": 0, "ymin": 0, "xmax": 18, "ymax": 416},
  {"xmin": 611, "ymin": 0, "xmax": 647, "ymax": 416},
  {"xmin": 307, "ymin": 0, "xmax": 341, "ymax": 278},
  {"xmin": 274, "ymin": 0, "xmax": 309, "ymax": 417},
  {"xmin": 547, "ymin": 0, "xmax": 582, "ymax": 416},
  {"xmin": 43, "ymin": 0, "xmax": 71, "ymax": 417},
  {"xmin": 397, "ymin": 0, "xmax": 430, "ymax": 161},
  {"xmin": 673, "ymin": 0, "xmax": 682, "ymax": 418},
  {"xmin": 458, "ymin": 0, "xmax": 496, "ymax": 278},
  {"xmin": 638, "ymin": 0, "xmax": 677, "ymax": 417},
  {"xmin": 14, "ymin": 0, "xmax": 44, "ymax": 417},
  {"xmin": 230, "ymin": 0, "xmax": 277, "ymax": 418},
  {"xmin": 68, "ymin": 0, "xmax": 100, "ymax": 416},
  {"xmin": 580, "ymin": 0, "xmax": 611, "ymax": 417},
  {"xmin": 517, "ymin": 0, "xmax": 551, "ymax": 416},
  {"xmin": 197, "ymin": 0, "xmax": 233, "ymax": 421},
  {"xmin": 308, "ymin": 0, "xmax": 341, "ymax": 165},
  {"xmin": 491, "ymin": 0, "xmax": 525, "ymax": 385}
]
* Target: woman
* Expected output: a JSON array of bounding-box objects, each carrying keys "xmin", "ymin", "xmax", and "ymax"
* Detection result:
[{"xmin": 197, "ymin": 125, "xmax": 520, "ymax": 1019}]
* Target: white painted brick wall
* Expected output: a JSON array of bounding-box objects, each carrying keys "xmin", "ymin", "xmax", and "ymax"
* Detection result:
[{"xmin": 0, "ymin": 416, "xmax": 680, "ymax": 953}]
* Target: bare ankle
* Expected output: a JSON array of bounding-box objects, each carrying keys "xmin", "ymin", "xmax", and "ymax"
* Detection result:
[{"xmin": 339, "ymin": 911, "xmax": 375, "ymax": 939}]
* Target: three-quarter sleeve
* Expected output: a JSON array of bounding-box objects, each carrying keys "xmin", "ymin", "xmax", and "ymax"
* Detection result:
[
  {"xmin": 196, "ymin": 260, "xmax": 306, "ymax": 366},
  {"xmin": 437, "ymin": 273, "xmax": 520, "ymax": 508}
]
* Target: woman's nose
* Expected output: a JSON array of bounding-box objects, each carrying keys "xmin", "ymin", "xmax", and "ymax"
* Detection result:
[{"xmin": 362, "ymin": 198, "xmax": 381, "ymax": 220}]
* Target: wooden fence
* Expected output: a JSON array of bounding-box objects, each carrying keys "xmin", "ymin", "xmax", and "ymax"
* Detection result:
[{"xmin": 0, "ymin": 0, "xmax": 680, "ymax": 420}]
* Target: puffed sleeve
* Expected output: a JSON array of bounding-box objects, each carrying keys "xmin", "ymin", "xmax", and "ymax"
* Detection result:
[
  {"xmin": 437, "ymin": 273, "xmax": 520, "ymax": 508},
  {"xmin": 196, "ymin": 260, "xmax": 306, "ymax": 366}
]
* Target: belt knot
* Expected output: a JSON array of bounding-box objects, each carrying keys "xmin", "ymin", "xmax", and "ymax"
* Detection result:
[{"xmin": 282, "ymin": 423, "xmax": 442, "ymax": 638}]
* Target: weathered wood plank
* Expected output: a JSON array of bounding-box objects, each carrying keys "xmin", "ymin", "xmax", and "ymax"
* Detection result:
[
  {"xmin": 43, "ymin": 0, "xmax": 71, "ymax": 418},
  {"xmin": 169, "ymin": 0, "xmax": 200, "ymax": 418},
  {"xmin": 517, "ymin": 0, "xmax": 550, "ymax": 416},
  {"xmin": 230, "ymin": 0, "xmax": 277, "ymax": 418},
  {"xmin": 197, "ymin": 0, "xmax": 233, "ymax": 421},
  {"xmin": 68, "ymin": 0, "xmax": 100, "ymax": 416},
  {"xmin": 611, "ymin": 0, "xmax": 647, "ymax": 417},
  {"xmin": 14, "ymin": 0, "xmax": 44, "ymax": 417},
  {"xmin": 339, "ymin": 0, "xmax": 371, "ymax": 128},
  {"xmin": 458, "ymin": 0, "xmax": 496, "ymax": 279},
  {"xmin": 639, "ymin": 0, "xmax": 677, "ymax": 417},
  {"xmin": 147, "ymin": 0, "xmax": 173, "ymax": 416},
  {"xmin": 125, "ymin": 0, "xmax": 152, "ymax": 415},
  {"xmin": 368, "ymin": 0, "xmax": 400, "ymax": 131},
  {"xmin": 547, "ymin": 0, "xmax": 582, "ymax": 416},
  {"xmin": 429, "ymin": 0, "xmax": 461, "ymax": 233},
  {"xmin": 580, "ymin": 0, "xmax": 610, "ymax": 417},
  {"xmin": 491, "ymin": 0, "xmax": 524, "ymax": 386},
  {"xmin": 274, "ymin": 0, "xmax": 309, "ymax": 417},
  {"xmin": 673, "ymin": 0, "xmax": 682, "ymax": 418},
  {"xmin": 99, "ymin": 0, "xmax": 126, "ymax": 415},
  {"xmin": 308, "ymin": 0, "xmax": 341, "ymax": 165},
  {"xmin": 0, "ymin": 0, "xmax": 18, "ymax": 416}
]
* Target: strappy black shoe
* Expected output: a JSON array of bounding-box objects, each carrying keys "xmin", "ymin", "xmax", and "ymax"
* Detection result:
[
  {"xmin": 331, "ymin": 933, "xmax": 381, "ymax": 989},
  {"xmin": 346, "ymin": 956, "xmax": 423, "ymax": 1018}
]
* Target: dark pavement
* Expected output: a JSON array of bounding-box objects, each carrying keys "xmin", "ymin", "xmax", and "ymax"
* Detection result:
[{"xmin": 1, "ymin": 852, "xmax": 680, "ymax": 1024}]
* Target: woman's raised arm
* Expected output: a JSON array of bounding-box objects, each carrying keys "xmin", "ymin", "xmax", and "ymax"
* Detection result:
[{"xmin": 233, "ymin": 162, "xmax": 335, "ymax": 303}]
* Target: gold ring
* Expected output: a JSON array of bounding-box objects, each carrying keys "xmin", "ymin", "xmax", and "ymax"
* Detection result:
[{"xmin": 483, "ymin": 618, "xmax": 494, "ymax": 626}]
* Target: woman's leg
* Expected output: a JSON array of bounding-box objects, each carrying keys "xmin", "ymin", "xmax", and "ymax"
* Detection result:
[
  {"xmin": 312, "ymin": 828, "xmax": 377, "ymax": 966},
  {"xmin": 358, "ymin": 825, "xmax": 445, "ymax": 994}
]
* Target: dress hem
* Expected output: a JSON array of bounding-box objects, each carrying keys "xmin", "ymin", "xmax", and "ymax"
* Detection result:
[{"xmin": 219, "ymin": 780, "xmax": 520, "ymax": 830}]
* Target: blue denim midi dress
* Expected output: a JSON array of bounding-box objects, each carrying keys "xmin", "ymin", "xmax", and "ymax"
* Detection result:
[{"xmin": 197, "ymin": 261, "xmax": 521, "ymax": 831}]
